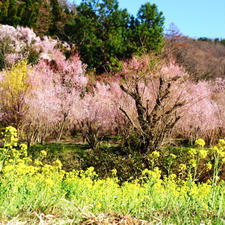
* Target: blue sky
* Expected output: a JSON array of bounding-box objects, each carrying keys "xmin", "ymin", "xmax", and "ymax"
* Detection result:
[{"xmin": 74, "ymin": 0, "xmax": 225, "ymax": 39}]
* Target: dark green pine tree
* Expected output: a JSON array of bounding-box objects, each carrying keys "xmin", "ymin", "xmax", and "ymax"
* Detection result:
[
  {"xmin": 20, "ymin": 0, "xmax": 41, "ymax": 28},
  {"xmin": 65, "ymin": 0, "xmax": 132, "ymax": 73},
  {"xmin": 133, "ymin": 2, "xmax": 165, "ymax": 54},
  {"xmin": 0, "ymin": 0, "xmax": 19, "ymax": 26},
  {"xmin": 64, "ymin": 0, "xmax": 165, "ymax": 73},
  {"xmin": 50, "ymin": 0, "xmax": 61, "ymax": 22},
  {"xmin": 0, "ymin": 0, "xmax": 41, "ymax": 28},
  {"xmin": 49, "ymin": 0, "xmax": 62, "ymax": 36}
]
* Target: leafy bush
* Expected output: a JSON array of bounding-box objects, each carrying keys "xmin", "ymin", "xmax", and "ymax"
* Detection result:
[{"xmin": 0, "ymin": 60, "xmax": 30, "ymax": 128}]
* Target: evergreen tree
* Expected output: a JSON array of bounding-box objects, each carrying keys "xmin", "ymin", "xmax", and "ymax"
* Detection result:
[
  {"xmin": 0, "ymin": 0, "xmax": 41, "ymax": 28},
  {"xmin": 134, "ymin": 2, "xmax": 165, "ymax": 53},
  {"xmin": 21, "ymin": 0, "xmax": 40, "ymax": 28},
  {"xmin": 65, "ymin": 0, "xmax": 165, "ymax": 73}
]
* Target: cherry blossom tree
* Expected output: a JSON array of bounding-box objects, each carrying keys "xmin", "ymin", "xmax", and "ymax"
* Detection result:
[
  {"xmin": 1, "ymin": 25, "xmax": 225, "ymax": 149},
  {"xmin": 175, "ymin": 80, "xmax": 222, "ymax": 145},
  {"xmin": 0, "ymin": 25, "xmax": 71, "ymax": 69},
  {"xmin": 109, "ymin": 55, "xmax": 224, "ymax": 153},
  {"xmin": 76, "ymin": 81, "xmax": 122, "ymax": 148},
  {"xmin": 23, "ymin": 53, "xmax": 87, "ymax": 144}
]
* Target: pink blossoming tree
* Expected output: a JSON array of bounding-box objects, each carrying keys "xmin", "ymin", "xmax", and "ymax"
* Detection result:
[{"xmin": 109, "ymin": 55, "xmax": 224, "ymax": 152}]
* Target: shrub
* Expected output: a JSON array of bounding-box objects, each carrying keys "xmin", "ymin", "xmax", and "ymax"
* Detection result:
[{"xmin": 0, "ymin": 60, "xmax": 30, "ymax": 129}]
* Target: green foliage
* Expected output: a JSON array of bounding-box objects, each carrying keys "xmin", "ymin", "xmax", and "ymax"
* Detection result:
[
  {"xmin": 28, "ymin": 136, "xmax": 225, "ymax": 184},
  {"xmin": 22, "ymin": 45, "xmax": 40, "ymax": 65},
  {"xmin": 65, "ymin": 0, "xmax": 164, "ymax": 73},
  {"xmin": 0, "ymin": 0, "xmax": 74, "ymax": 37},
  {"xmin": 48, "ymin": 0, "xmax": 63, "ymax": 37},
  {"xmin": 134, "ymin": 3, "xmax": 165, "ymax": 53},
  {"xmin": 50, "ymin": 0, "xmax": 61, "ymax": 22},
  {"xmin": 0, "ymin": 0, "xmax": 41, "ymax": 28},
  {"xmin": 0, "ymin": 0, "xmax": 164, "ymax": 71},
  {"xmin": 0, "ymin": 37, "xmax": 10, "ymax": 70}
]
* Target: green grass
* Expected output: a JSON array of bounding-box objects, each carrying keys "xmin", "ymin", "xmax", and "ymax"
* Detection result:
[
  {"xmin": 28, "ymin": 141, "xmax": 89, "ymax": 169},
  {"xmin": 28, "ymin": 140, "xmax": 124, "ymax": 176},
  {"xmin": 27, "ymin": 139, "xmax": 218, "ymax": 183}
]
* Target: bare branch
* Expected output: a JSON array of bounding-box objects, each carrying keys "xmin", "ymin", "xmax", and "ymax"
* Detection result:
[{"xmin": 119, "ymin": 106, "xmax": 138, "ymax": 131}]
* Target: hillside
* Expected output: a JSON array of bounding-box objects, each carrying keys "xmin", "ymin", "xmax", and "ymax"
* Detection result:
[{"xmin": 165, "ymin": 24, "xmax": 225, "ymax": 81}]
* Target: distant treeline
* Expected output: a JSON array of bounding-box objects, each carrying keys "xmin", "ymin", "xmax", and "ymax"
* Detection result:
[{"xmin": 198, "ymin": 37, "xmax": 225, "ymax": 47}]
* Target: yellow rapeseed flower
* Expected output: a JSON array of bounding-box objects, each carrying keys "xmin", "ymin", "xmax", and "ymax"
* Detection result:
[
  {"xmin": 54, "ymin": 159, "xmax": 62, "ymax": 169},
  {"xmin": 179, "ymin": 164, "xmax": 186, "ymax": 171},
  {"xmin": 40, "ymin": 150, "xmax": 47, "ymax": 157},
  {"xmin": 151, "ymin": 151, "xmax": 160, "ymax": 159},
  {"xmin": 199, "ymin": 149, "xmax": 207, "ymax": 159},
  {"xmin": 211, "ymin": 146, "xmax": 219, "ymax": 153},
  {"xmin": 45, "ymin": 178, "xmax": 54, "ymax": 187},
  {"xmin": 170, "ymin": 153, "xmax": 176, "ymax": 159},
  {"xmin": 195, "ymin": 138, "xmax": 205, "ymax": 147},
  {"xmin": 111, "ymin": 169, "xmax": 117, "ymax": 176},
  {"xmin": 170, "ymin": 173, "xmax": 177, "ymax": 180},
  {"xmin": 218, "ymin": 139, "xmax": 225, "ymax": 147},
  {"xmin": 142, "ymin": 169, "xmax": 149, "ymax": 176},
  {"xmin": 34, "ymin": 159, "xmax": 43, "ymax": 166},
  {"xmin": 218, "ymin": 150, "xmax": 225, "ymax": 158},
  {"xmin": 96, "ymin": 202, "xmax": 101, "ymax": 209},
  {"xmin": 188, "ymin": 148, "xmax": 197, "ymax": 157},
  {"xmin": 206, "ymin": 162, "xmax": 212, "ymax": 170},
  {"xmin": 189, "ymin": 159, "xmax": 197, "ymax": 168}
]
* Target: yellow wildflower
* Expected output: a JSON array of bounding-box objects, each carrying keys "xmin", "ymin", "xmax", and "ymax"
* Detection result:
[
  {"xmin": 54, "ymin": 159, "xmax": 62, "ymax": 169},
  {"xmin": 20, "ymin": 143, "xmax": 27, "ymax": 151},
  {"xmin": 111, "ymin": 169, "xmax": 117, "ymax": 176},
  {"xmin": 40, "ymin": 150, "xmax": 47, "ymax": 157},
  {"xmin": 34, "ymin": 159, "xmax": 43, "ymax": 166},
  {"xmin": 170, "ymin": 153, "xmax": 176, "ymax": 159},
  {"xmin": 179, "ymin": 164, "xmax": 186, "ymax": 171},
  {"xmin": 151, "ymin": 151, "xmax": 160, "ymax": 159},
  {"xmin": 195, "ymin": 138, "xmax": 205, "ymax": 147},
  {"xmin": 142, "ymin": 169, "xmax": 149, "ymax": 176},
  {"xmin": 206, "ymin": 162, "xmax": 212, "ymax": 171},
  {"xmin": 222, "ymin": 158, "xmax": 225, "ymax": 164},
  {"xmin": 199, "ymin": 149, "xmax": 207, "ymax": 159},
  {"xmin": 96, "ymin": 202, "xmax": 101, "ymax": 209},
  {"xmin": 189, "ymin": 159, "xmax": 197, "ymax": 168},
  {"xmin": 45, "ymin": 178, "xmax": 54, "ymax": 187},
  {"xmin": 170, "ymin": 173, "xmax": 177, "ymax": 180},
  {"xmin": 211, "ymin": 146, "xmax": 219, "ymax": 153},
  {"xmin": 218, "ymin": 139, "xmax": 225, "ymax": 147},
  {"xmin": 188, "ymin": 148, "xmax": 197, "ymax": 157}
]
